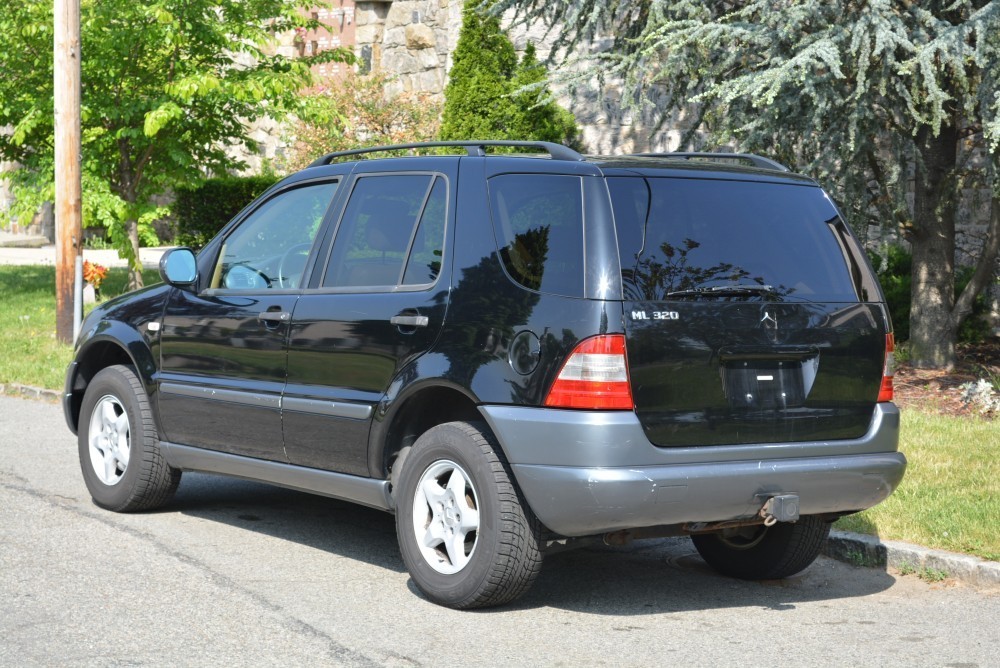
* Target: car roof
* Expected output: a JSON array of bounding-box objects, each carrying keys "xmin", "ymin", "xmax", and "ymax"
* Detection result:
[{"xmin": 290, "ymin": 141, "xmax": 818, "ymax": 187}]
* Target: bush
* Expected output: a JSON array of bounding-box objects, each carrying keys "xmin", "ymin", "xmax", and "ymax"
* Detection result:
[
  {"xmin": 173, "ymin": 176, "xmax": 276, "ymax": 249},
  {"xmin": 440, "ymin": 1, "xmax": 578, "ymax": 146},
  {"xmin": 282, "ymin": 71, "xmax": 442, "ymax": 172},
  {"xmin": 869, "ymin": 245, "xmax": 991, "ymax": 343}
]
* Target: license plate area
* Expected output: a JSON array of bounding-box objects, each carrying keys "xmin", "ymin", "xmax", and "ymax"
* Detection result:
[{"xmin": 719, "ymin": 345, "xmax": 820, "ymax": 411}]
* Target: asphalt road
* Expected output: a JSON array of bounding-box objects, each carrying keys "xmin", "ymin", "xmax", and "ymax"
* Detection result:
[{"xmin": 2, "ymin": 395, "xmax": 998, "ymax": 667}]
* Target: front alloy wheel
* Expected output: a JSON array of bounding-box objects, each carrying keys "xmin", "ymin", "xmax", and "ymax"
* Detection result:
[
  {"xmin": 87, "ymin": 395, "xmax": 131, "ymax": 486},
  {"xmin": 77, "ymin": 365, "xmax": 180, "ymax": 512}
]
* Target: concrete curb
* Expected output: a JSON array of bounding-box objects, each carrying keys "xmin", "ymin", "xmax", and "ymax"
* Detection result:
[
  {"xmin": 825, "ymin": 530, "xmax": 1000, "ymax": 589},
  {"xmin": 0, "ymin": 383, "xmax": 61, "ymax": 403}
]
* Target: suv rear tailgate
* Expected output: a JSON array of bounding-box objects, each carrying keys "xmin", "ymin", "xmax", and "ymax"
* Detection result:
[
  {"xmin": 624, "ymin": 300, "xmax": 885, "ymax": 446},
  {"xmin": 608, "ymin": 174, "xmax": 888, "ymax": 448}
]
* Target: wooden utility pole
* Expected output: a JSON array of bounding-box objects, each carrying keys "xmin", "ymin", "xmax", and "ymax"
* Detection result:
[{"xmin": 54, "ymin": 0, "xmax": 82, "ymax": 344}]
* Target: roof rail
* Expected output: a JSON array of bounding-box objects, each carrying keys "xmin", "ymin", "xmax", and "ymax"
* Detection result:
[
  {"xmin": 634, "ymin": 152, "xmax": 790, "ymax": 172},
  {"xmin": 309, "ymin": 141, "xmax": 584, "ymax": 167}
]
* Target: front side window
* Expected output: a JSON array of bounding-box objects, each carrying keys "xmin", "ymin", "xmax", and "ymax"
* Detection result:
[
  {"xmin": 211, "ymin": 181, "xmax": 337, "ymax": 290},
  {"xmin": 323, "ymin": 174, "xmax": 446, "ymax": 289},
  {"xmin": 487, "ymin": 174, "xmax": 584, "ymax": 297}
]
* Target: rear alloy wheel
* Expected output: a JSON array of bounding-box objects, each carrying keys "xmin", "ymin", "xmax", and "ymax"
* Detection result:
[
  {"xmin": 691, "ymin": 515, "xmax": 831, "ymax": 580},
  {"xmin": 78, "ymin": 365, "xmax": 181, "ymax": 512},
  {"xmin": 395, "ymin": 421, "xmax": 543, "ymax": 609}
]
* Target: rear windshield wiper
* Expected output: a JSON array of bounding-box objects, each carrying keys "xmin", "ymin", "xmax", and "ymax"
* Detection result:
[{"xmin": 665, "ymin": 284, "xmax": 776, "ymax": 298}]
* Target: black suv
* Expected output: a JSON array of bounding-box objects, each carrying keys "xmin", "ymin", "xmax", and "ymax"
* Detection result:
[{"xmin": 65, "ymin": 141, "xmax": 905, "ymax": 608}]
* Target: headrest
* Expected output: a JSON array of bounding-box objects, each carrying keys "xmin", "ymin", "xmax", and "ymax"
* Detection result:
[{"xmin": 364, "ymin": 199, "xmax": 413, "ymax": 253}]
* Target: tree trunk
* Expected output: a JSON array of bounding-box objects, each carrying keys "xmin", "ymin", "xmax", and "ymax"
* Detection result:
[
  {"xmin": 953, "ymin": 194, "xmax": 1000, "ymax": 335},
  {"xmin": 908, "ymin": 124, "xmax": 959, "ymax": 370},
  {"xmin": 126, "ymin": 216, "xmax": 143, "ymax": 291}
]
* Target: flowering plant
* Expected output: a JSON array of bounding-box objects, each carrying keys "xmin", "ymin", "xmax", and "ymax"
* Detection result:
[{"xmin": 83, "ymin": 260, "xmax": 108, "ymax": 291}]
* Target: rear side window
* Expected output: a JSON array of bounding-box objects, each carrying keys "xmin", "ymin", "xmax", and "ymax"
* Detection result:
[
  {"xmin": 608, "ymin": 177, "xmax": 862, "ymax": 302},
  {"xmin": 488, "ymin": 174, "xmax": 584, "ymax": 297}
]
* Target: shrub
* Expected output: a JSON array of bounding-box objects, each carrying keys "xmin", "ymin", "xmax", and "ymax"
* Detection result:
[
  {"xmin": 283, "ymin": 71, "xmax": 442, "ymax": 171},
  {"xmin": 173, "ymin": 176, "xmax": 276, "ymax": 249},
  {"xmin": 440, "ymin": 1, "xmax": 577, "ymax": 146}
]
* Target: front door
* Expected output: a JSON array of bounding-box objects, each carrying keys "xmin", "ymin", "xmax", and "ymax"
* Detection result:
[
  {"xmin": 157, "ymin": 180, "xmax": 339, "ymax": 460},
  {"xmin": 282, "ymin": 170, "xmax": 452, "ymax": 475}
]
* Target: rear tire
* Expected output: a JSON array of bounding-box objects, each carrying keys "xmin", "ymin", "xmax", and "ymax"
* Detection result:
[
  {"xmin": 691, "ymin": 516, "xmax": 830, "ymax": 580},
  {"xmin": 395, "ymin": 421, "xmax": 543, "ymax": 609},
  {"xmin": 78, "ymin": 365, "xmax": 181, "ymax": 512}
]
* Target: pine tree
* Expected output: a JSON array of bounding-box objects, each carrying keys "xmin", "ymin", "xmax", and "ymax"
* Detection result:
[
  {"xmin": 498, "ymin": 0, "xmax": 1000, "ymax": 369},
  {"xmin": 440, "ymin": 1, "xmax": 577, "ymax": 145}
]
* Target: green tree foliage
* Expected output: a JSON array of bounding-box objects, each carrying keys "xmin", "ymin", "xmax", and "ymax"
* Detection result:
[
  {"xmin": 440, "ymin": 2, "xmax": 577, "ymax": 145},
  {"xmin": 499, "ymin": 0, "xmax": 1000, "ymax": 368},
  {"xmin": 0, "ymin": 0, "xmax": 350, "ymax": 289}
]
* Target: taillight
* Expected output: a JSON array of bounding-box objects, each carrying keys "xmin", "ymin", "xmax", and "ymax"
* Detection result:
[
  {"xmin": 544, "ymin": 335, "xmax": 634, "ymax": 410},
  {"xmin": 878, "ymin": 333, "xmax": 895, "ymax": 402}
]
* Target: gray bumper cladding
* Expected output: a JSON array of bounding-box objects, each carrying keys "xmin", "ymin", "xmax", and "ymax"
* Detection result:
[{"xmin": 479, "ymin": 404, "xmax": 905, "ymax": 537}]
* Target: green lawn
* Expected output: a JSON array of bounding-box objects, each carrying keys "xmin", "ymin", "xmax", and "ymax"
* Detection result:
[
  {"xmin": 0, "ymin": 265, "xmax": 158, "ymax": 390},
  {"xmin": 836, "ymin": 410, "xmax": 999, "ymax": 561},
  {"xmin": 1, "ymin": 264, "xmax": 997, "ymax": 561}
]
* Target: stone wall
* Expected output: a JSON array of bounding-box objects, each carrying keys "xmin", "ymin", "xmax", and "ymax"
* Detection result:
[
  {"xmin": 354, "ymin": 1, "xmax": 461, "ymax": 101},
  {"xmin": 353, "ymin": 1, "xmax": 693, "ymax": 153}
]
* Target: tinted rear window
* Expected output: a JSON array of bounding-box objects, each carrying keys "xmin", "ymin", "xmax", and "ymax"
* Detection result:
[
  {"xmin": 608, "ymin": 177, "xmax": 861, "ymax": 302},
  {"xmin": 488, "ymin": 174, "xmax": 584, "ymax": 297}
]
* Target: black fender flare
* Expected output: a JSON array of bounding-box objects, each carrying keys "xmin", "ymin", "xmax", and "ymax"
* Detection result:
[{"xmin": 65, "ymin": 320, "xmax": 157, "ymax": 433}]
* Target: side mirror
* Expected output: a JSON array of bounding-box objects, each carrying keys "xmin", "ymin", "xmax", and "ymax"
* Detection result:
[{"xmin": 159, "ymin": 247, "xmax": 198, "ymax": 287}]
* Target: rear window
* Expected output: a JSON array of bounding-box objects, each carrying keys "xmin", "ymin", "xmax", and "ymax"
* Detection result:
[
  {"xmin": 488, "ymin": 174, "xmax": 584, "ymax": 297},
  {"xmin": 608, "ymin": 177, "xmax": 862, "ymax": 302}
]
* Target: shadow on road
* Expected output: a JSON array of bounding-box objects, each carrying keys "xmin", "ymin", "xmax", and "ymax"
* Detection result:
[{"xmin": 166, "ymin": 471, "xmax": 897, "ymax": 614}]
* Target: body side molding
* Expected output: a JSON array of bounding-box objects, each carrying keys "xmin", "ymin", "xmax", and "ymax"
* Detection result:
[{"xmin": 160, "ymin": 442, "xmax": 393, "ymax": 511}]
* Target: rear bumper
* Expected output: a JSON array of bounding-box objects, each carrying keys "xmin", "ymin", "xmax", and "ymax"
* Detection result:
[{"xmin": 479, "ymin": 403, "xmax": 905, "ymax": 537}]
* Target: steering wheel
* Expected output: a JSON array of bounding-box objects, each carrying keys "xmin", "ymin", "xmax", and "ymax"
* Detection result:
[
  {"xmin": 277, "ymin": 243, "xmax": 313, "ymax": 289},
  {"xmin": 223, "ymin": 263, "xmax": 271, "ymax": 290}
]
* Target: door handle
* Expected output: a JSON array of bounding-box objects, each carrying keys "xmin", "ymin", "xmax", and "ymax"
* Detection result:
[
  {"xmin": 258, "ymin": 310, "xmax": 291, "ymax": 323},
  {"xmin": 390, "ymin": 314, "xmax": 429, "ymax": 328}
]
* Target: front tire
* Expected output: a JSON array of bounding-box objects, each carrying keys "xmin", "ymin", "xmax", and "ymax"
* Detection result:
[
  {"xmin": 691, "ymin": 516, "xmax": 831, "ymax": 580},
  {"xmin": 78, "ymin": 365, "xmax": 181, "ymax": 512},
  {"xmin": 395, "ymin": 421, "xmax": 543, "ymax": 609}
]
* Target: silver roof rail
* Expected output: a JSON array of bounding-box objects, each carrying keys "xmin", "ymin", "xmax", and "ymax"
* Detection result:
[
  {"xmin": 634, "ymin": 152, "xmax": 790, "ymax": 172},
  {"xmin": 309, "ymin": 141, "xmax": 584, "ymax": 167}
]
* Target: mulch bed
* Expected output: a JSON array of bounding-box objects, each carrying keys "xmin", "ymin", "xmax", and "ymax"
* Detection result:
[{"xmin": 893, "ymin": 340, "xmax": 1000, "ymax": 419}]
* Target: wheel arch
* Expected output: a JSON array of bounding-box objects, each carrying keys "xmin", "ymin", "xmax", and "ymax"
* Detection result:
[
  {"xmin": 368, "ymin": 378, "xmax": 483, "ymax": 495},
  {"xmin": 66, "ymin": 326, "xmax": 157, "ymax": 434}
]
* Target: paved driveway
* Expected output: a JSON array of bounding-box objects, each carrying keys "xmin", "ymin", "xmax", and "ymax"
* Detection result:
[{"xmin": 1, "ymin": 395, "xmax": 998, "ymax": 666}]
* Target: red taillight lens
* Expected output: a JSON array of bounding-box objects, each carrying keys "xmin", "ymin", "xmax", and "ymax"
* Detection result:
[
  {"xmin": 544, "ymin": 335, "xmax": 634, "ymax": 410},
  {"xmin": 878, "ymin": 333, "xmax": 895, "ymax": 402}
]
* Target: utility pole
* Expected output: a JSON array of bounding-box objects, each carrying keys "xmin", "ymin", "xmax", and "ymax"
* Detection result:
[{"xmin": 54, "ymin": 0, "xmax": 82, "ymax": 344}]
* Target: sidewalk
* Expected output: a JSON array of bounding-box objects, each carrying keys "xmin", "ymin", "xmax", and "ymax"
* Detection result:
[{"xmin": 0, "ymin": 233, "xmax": 169, "ymax": 269}]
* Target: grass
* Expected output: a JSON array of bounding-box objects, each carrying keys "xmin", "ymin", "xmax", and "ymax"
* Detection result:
[
  {"xmin": 1, "ymin": 264, "xmax": 997, "ymax": 562},
  {"xmin": 0, "ymin": 265, "xmax": 159, "ymax": 390},
  {"xmin": 836, "ymin": 410, "xmax": 999, "ymax": 562}
]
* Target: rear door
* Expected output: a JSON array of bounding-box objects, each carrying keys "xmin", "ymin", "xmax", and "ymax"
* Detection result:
[
  {"xmin": 281, "ymin": 165, "xmax": 453, "ymax": 475},
  {"xmin": 608, "ymin": 175, "xmax": 887, "ymax": 447}
]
